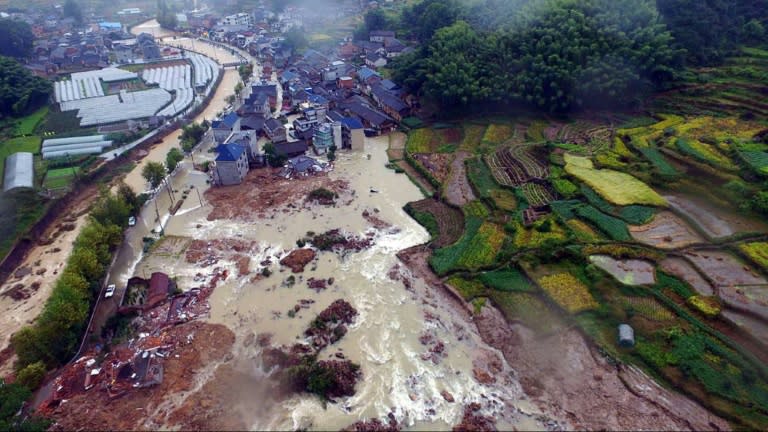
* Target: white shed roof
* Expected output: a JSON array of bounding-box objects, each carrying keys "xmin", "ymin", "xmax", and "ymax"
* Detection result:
[{"xmin": 3, "ymin": 152, "xmax": 34, "ymax": 192}]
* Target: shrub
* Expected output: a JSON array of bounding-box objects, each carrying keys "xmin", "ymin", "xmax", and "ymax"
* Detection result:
[
  {"xmin": 16, "ymin": 361, "xmax": 47, "ymax": 389},
  {"xmin": 688, "ymin": 295, "xmax": 721, "ymax": 318},
  {"xmin": 738, "ymin": 242, "xmax": 768, "ymax": 271},
  {"xmin": 552, "ymin": 178, "xmax": 578, "ymax": 198}
]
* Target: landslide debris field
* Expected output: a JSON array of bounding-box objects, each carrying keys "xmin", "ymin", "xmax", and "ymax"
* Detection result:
[{"xmin": 392, "ymin": 47, "xmax": 768, "ymax": 431}]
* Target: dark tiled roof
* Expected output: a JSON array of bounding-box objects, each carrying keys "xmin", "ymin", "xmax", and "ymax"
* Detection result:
[
  {"xmin": 274, "ymin": 140, "xmax": 308, "ymax": 156},
  {"xmin": 216, "ymin": 143, "xmax": 246, "ymax": 162}
]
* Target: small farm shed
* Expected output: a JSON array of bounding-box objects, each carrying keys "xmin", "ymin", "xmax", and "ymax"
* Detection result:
[
  {"xmin": 3, "ymin": 152, "xmax": 34, "ymax": 192},
  {"xmin": 618, "ymin": 324, "xmax": 635, "ymax": 347}
]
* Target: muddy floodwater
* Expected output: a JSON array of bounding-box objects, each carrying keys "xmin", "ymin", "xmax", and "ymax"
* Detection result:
[{"xmin": 108, "ymin": 137, "xmax": 549, "ymax": 431}]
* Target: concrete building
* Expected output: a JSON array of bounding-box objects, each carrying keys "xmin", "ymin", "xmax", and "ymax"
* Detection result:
[
  {"xmin": 341, "ymin": 117, "xmax": 364, "ymax": 151},
  {"xmin": 212, "ymin": 143, "xmax": 249, "ymax": 186}
]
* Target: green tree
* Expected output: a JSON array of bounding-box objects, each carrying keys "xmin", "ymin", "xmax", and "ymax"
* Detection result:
[
  {"xmin": 327, "ymin": 144, "xmax": 337, "ymax": 162},
  {"xmin": 422, "ymin": 21, "xmax": 490, "ymax": 107},
  {"xmin": 657, "ymin": 0, "xmax": 768, "ymax": 65},
  {"xmin": 0, "ymin": 20, "xmax": 34, "ymax": 59},
  {"xmin": 0, "ymin": 379, "xmax": 50, "ymax": 431},
  {"xmin": 142, "ymin": 161, "xmax": 167, "ymax": 190},
  {"xmin": 402, "ymin": 0, "xmax": 462, "ymax": 41},
  {"xmin": 179, "ymin": 122, "xmax": 207, "ymax": 152},
  {"xmin": 90, "ymin": 188, "xmax": 132, "ymax": 228},
  {"xmin": 364, "ymin": 9, "xmax": 391, "ymax": 32},
  {"xmin": 116, "ymin": 182, "xmax": 140, "ymax": 214},
  {"xmin": 283, "ymin": 27, "xmax": 308, "ymax": 52},
  {"xmin": 165, "ymin": 147, "xmax": 184, "ymax": 173},
  {"xmin": 156, "ymin": 0, "xmax": 177, "ymax": 30},
  {"xmin": 237, "ymin": 63, "xmax": 253, "ymax": 82},
  {"xmin": 63, "ymin": 0, "xmax": 84, "ymax": 24},
  {"xmin": 263, "ymin": 142, "xmax": 286, "ymax": 167},
  {"xmin": 15, "ymin": 362, "xmax": 46, "ymax": 390},
  {"xmin": 0, "ymin": 56, "xmax": 51, "ymax": 116}
]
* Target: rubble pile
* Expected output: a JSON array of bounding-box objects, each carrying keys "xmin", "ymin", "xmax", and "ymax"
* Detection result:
[
  {"xmin": 39, "ymin": 267, "xmax": 230, "ymax": 414},
  {"xmin": 304, "ymin": 229, "xmax": 374, "ymax": 253},
  {"xmin": 342, "ymin": 414, "xmax": 401, "ymax": 432},
  {"xmin": 260, "ymin": 299, "xmax": 362, "ymax": 401},
  {"xmin": 204, "ymin": 167, "xmax": 351, "ymax": 221},
  {"xmin": 452, "ymin": 403, "xmax": 498, "ymax": 432},
  {"xmin": 305, "ymin": 299, "xmax": 358, "ymax": 349}
]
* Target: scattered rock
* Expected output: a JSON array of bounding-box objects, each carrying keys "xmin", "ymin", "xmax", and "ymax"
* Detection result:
[
  {"xmin": 452, "ymin": 403, "xmax": 497, "ymax": 431},
  {"xmin": 279, "ymin": 249, "xmax": 316, "ymax": 273},
  {"xmin": 441, "ymin": 390, "xmax": 455, "ymax": 403}
]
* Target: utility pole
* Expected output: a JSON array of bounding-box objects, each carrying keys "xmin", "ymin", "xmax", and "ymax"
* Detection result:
[{"xmin": 194, "ymin": 185, "xmax": 203, "ymax": 207}]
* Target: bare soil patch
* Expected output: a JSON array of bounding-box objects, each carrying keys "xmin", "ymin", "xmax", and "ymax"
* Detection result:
[
  {"xmin": 660, "ymin": 257, "xmax": 714, "ymax": 296},
  {"xmin": 444, "ymin": 151, "xmax": 476, "ymax": 207},
  {"xmin": 629, "ymin": 211, "xmax": 705, "ymax": 249},
  {"xmin": 665, "ymin": 193, "xmax": 768, "ymax": 239},
  {"xmin": 413, "ymin": 153, "xmax": 453, "ymax": 183},
  {"xmin": 473, "ymin": 305, "xmax": 729, "ymax": 431},
  {"xmin": 205, "ymin": 168, "xmax": 350, "ymax": 222}
]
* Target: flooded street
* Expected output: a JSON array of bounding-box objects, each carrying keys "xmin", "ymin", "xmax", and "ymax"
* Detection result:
[{"xmin": 107, "ymin": 136, "xmax": 546, "ymax": 430}]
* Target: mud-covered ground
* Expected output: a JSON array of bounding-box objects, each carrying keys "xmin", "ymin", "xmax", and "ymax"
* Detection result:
[
  {"xmin": 204, "ymin": 167, "xmax": 351, "ymax": 222},
  {"xmin": 397, "ymin": 245, "xmax": 730, "ymax": 432},
  {"xmin": 47, "ymin": 322, "xmax": 237, "ymax": 431}
]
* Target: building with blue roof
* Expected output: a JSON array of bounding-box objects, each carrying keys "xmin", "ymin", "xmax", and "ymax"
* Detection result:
[
  {"xmin": 357, "ymin": 67, "xmax": 381, "ymax": 84},
  {"xmin": 212, "ymin": 143, "xmax": 249, "ymax": 186}
]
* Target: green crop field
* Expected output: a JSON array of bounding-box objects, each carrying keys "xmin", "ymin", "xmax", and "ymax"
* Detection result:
[
  {"xmin": 43, "ymin": 167, "xmax": 79, "ymax": 189},
  {"xmin": 565, "ymin": 155, "xmax": 667, "ymax": 206},
  {"xmin": 14, "ymin": 107, "xmax": 48, "ymax": 136}
]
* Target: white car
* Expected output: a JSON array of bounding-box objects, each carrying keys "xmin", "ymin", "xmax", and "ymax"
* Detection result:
[
  {"xmin": 128, "ymin": 216, "xmax": 136, "ymax": 227},
  {"xmin": 104, "ymin": 284, "xmax": 116, "ymax": 298}
]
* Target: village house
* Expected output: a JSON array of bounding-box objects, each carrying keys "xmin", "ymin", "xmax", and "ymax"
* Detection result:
[
  {"xmin": 211, "ymin": 112, "xmax": 241, "ymax": 142},
  {"xmin": 274, "ymin": 140, "xmax": 309, "ymax": 159},
  {"xmin": 264, "ymin": 118, "xmax": 287, "ymax": 142},
  {"xmin": 340, "ymin": 117, "xmax": 365, "ymax": 151},
  {"xmin": 369, "ymin": 30, "xmax": 395, "ymax": 43},
  {"xmin": 225, "ymin": 130, "xmax": 262, "ymax": 165},
  {"xmin": 370, "ymin": 85, "xmax": 409, "ymax": 122},
  {"xmin": 365, "ymin": 52, "xmax": 387, "ymax": 69},
  {"xmin": 280, "ymin": 155, "xmax": 324, "ymax": 178},
  {"xmin": 212, "ymin": 143, "xmax": 249, "ymax": 186}
]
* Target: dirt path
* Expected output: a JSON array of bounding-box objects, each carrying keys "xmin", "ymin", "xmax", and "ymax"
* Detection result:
[{"xmin": 444, "ymin": 151, "xmax": 476, "ymax": 206}]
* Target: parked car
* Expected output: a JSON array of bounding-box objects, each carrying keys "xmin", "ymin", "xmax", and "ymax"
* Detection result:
[
  {"xmin": 128, "ymin": 216, "xmax": 136, "ymax": 226},
  {"xmin": 104, "ymin": 284, "xmax": 116, "ymax": 298}
]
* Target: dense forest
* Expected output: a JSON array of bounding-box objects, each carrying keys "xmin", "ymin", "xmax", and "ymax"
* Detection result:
[
  {"xmin": 387, "ymin": 0, "xmax": 768, "ymax": 112},
  {"xmin": 0, "ymin": 55, "xmax": 51, "ymax": 118}
]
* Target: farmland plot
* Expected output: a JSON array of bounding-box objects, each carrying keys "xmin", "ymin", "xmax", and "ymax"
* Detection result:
[
  {"xmin": 629, "ymin": 211, "xmax": 704, "ymax": 249},
  {"xmin": 521, "ymin": 183, "xmax": 555, "ymax": 208},
  {"xmin": 537, "ymin": 272, "xmax": 599, "ymax": 313},
  {"xmin": 485, "ymin": 144, "xmax": 549, "ymax": 187},
  {"xmin": 408, "ymin": 199, "xmax": 465, "ymax": 247}
]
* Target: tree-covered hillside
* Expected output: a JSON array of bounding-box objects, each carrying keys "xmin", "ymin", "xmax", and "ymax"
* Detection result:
[
  {"xmin": 0, "ymin": 56, "xmax": 51, "ymax": 118},
  {"xmin": 389, "ymin": 0, "xmax": 768, "ymax": 113}
]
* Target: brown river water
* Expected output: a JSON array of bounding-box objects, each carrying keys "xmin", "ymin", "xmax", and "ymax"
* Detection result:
[
  {"xmin": 106, "ymin": 136, "xmax": 550, "ymax": 430},
  {"xmin": 105, "ymin": 21, "xmax": 551, "ymax": 429}
]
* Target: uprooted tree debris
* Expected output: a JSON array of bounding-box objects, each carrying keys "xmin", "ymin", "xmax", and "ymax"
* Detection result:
[{"xmin": 262, "ymin": 299, "xmax": 361, "ymax": 400}]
